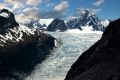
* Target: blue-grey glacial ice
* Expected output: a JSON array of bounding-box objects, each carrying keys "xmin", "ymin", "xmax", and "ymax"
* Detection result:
[{"xmin": 26, "ymin": 31, "xmax": 102, "ymax": 80}]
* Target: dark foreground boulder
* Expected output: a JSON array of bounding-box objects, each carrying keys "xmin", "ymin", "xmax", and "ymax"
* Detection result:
[
  {"xmin": 65, "ymin": 18, "xmax": 120, "ymax": 80},
  {"xmin": 0, "ymin": 9, "xmax": 56, "ymax": 80}
]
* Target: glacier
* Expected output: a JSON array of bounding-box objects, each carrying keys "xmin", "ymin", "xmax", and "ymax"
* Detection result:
[{"xmin": 26, "ymin": 31, "xmax": 102, "ymax": 80}]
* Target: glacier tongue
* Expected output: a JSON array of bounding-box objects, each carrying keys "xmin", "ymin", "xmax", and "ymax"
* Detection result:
[{"xmin": 26, "ymin": 32, "xmax": 102, "ymax": 80}]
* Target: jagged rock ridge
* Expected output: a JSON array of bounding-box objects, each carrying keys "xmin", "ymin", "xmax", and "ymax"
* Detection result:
[
  {"xmin": 23, "ymin": 20, "xmax": 42, "ymax": 29},
  {"xmin": 0, "ymin": 9, "xmax": 56, "ymax": 80},
  {"xmin": 65, "ymin": 18, "xmax": 120, "ymax": 80},
  {"xmin": 66, "ymin": 10, "xmax": 109, "ymax": 32}
]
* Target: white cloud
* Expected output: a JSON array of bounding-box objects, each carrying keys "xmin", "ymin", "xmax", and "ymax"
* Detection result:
[
  {"xmin": 16, "ymin": 13, "xmax": 29, "ymax": 23},
  {"xmin": 93, "ymin": 0, "xmax": 105, "ymax": 6},
  {"xmin": 5, "ymin": 0, "xmax": 24, "ymax": 7},
  {"xmin": 0, "ymin": 3, "xmax": 5, "ymax": 9},
  {"xmin": 23, "ymin": 7, "xmax": 40, "ymax": 19},
  {"xmin": 1, "ymin": 0, "xmax": 42, "ymax": 23},
  {"xmin": 54, "ymin": 1, "xmax": 69, "ymax": 12},
  {"xmin": 26, "ymin": 0, "xmax": 42, "ymax": 6},
  {"xmin": 1, "ymin": 0, "xmax": 68, "ymax": 23},
  {"xmin": 16, "ymin": 7, "xmax": 40, "ymax": 23},
  {"xmin": 90, "ymin": 8, "xmax": 101, "ymax": 15},
  {"xmin": 76, "ymin": 8, "xmax": 86, "ymax": 15},
  {"xmin": 40, "ymin": 10, "xmax": 66, "ymax": 19},
  {"xmin": 76, "ymin": 8, "xmax": 101, "ymax": 15},
  {"xmin": 4, "ymin": 0, "xmax": 25, "ymax": 11},
  {"xmin": 4, "ymin": 0, "xmax": 42, "ymax": 11}
]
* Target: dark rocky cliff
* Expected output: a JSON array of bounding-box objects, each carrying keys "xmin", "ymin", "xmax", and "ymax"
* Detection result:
[
  {"xmin": 0, "ymin": 9, "xmax": 56, "ymax": 80},
  {"xmin": 65, "ymin": 18, "xmax": 120, "ymax": 80},
  {"xmin": 47, "ymin": 18, "xmax": 67, "ymax": 32}
]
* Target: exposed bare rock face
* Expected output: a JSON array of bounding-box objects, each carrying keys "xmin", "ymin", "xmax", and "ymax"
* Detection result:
[
  {"xmin": 47, "ymin": 18, "xmax": 68, "ymax": 32},
  {"xmin": 0, "ymin": 9, "xmax": 56, "ymax": 80},
  {"xmin": 65, "ymin": 19, "xmax": 120, "ymax": 80}
]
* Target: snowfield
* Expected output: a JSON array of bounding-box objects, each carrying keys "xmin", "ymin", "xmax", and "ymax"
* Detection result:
[
  {"xmin": 39, "ymin": 19, "xmax": 54, "ymax": 26},
  {"xmin": 26, "ymin": 31, "xmax": 102, "ymax": 80}
]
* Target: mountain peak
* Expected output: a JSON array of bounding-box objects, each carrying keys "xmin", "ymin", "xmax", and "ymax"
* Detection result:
[
  {"xmin": 47, "ymin": 18, "xmax": 67, "ymax": 32},
  {"xmin": 0, "ymin": 9, "xmax": 19, "ymax": 34},
  {"xmin": 66, "ymin": 9, "xmax": 109, "ymax": 32},
  {"xmin": 82, "ymin": 9, "xmax": 90, "ymax": 16}
]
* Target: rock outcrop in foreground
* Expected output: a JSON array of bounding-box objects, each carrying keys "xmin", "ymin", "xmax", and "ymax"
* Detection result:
[
  {"xmin": 0, "ymin": 9, "xmax": 56, "ymax": 80},
  {"xmin": 65, "ymin": 18, "xmax": 120, "ymax": 80}
]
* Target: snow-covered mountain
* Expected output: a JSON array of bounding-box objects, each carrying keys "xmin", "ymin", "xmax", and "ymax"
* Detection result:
[
  {"xmin": 23, "ymin": 20, "xmax": 42, "ymax": 29},
  {"xmin": 20, "ymin": 10, "xmax": 110, "ymax": 32},
  {"xmin": 21, "ymin": 19, "xmax": 54, "ymax": 30},
  {"xmin": 66, "ymin": 10, "xmax": 110, "ymax": 32},
  {"xmin": 0, "ymin": 9, "xmax": 56, "ymax": 80}
]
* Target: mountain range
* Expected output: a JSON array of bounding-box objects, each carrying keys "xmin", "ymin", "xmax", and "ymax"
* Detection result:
[{"xmin": 24, "ymin": 9, "xmax": 110, "ymax": 32}]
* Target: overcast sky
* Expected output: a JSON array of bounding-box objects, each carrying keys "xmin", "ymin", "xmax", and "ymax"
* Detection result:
[{"xmin": 0, "ymin": 0, "xmax": 119, "ymax": 23}]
